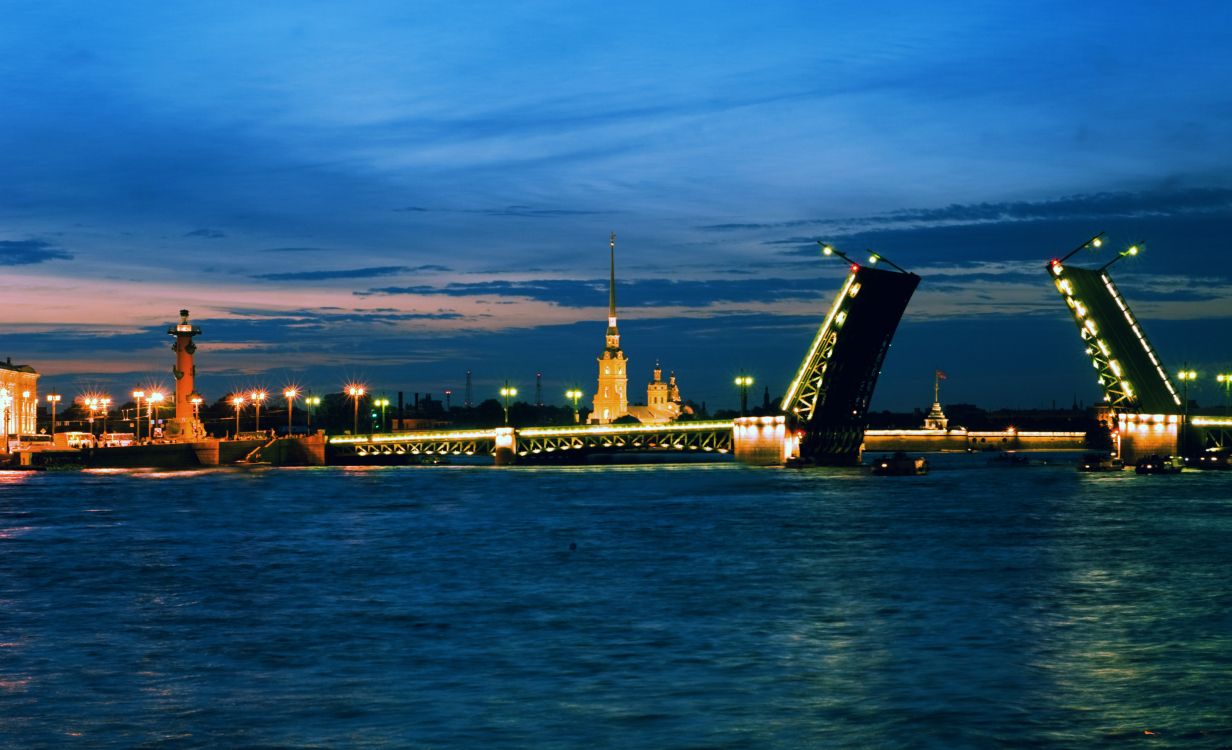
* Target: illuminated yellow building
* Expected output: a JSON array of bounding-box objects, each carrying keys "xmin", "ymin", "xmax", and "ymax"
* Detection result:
[
  {"xmin": 0, "ymin": 357, "xmax": 40, "ymax": 438},
  {"xmin": 628, "ymin": 363, "xmax": 690, "ymax": 424},
  {"xmin": 590, "ymin": 232, "xmax": 628, "ymax": 423}
]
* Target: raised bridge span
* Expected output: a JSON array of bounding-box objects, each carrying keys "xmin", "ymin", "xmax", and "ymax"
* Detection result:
[{"xmin": 1047, "ymin": 236, "xmax": 1230, "ymax": 460}]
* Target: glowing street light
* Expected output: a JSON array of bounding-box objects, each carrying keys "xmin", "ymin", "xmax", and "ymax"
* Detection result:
[
  {"xmin": 565, "ymin": 388, "xmax": 584, "ymax": 423},
  {"xmin": 250, "ymin": 390, "xmax": 268, "ymax": 432},
  {"xmin": 46, "ymin": 393, "xmax": 62, "ymax": 436},
  {"xmin": 99, "ymin": 397, "xmax": 112, "ymax": 438},
  {"xmin": 346, "ymin": 385, "xmax": 366, "ymax": 434},
  {"xmin": 189, "ymin": 394, "xmax": 204, "ymax": 421},
  {"xmin": 1178, "ymin": 368, "xmax": 1198, "ymax": 457},
  {"xmin": 230, "ymin": 394, "xmax": 246, "ymax": 438},
  {"xmin": 734, "ymin": 374, "xmax": 754, "ymax": 415},
  {"xmin": 375, "ymin": 397, "xmax": 390, "ymax": 432},
  {"xmin": 1216, "ymin": 373, "xmax": 1232, "ymax": 411},
  {"xmin": 306, "ymin": 395, "xmax": 321, "ymax": 432},
  {"xmin": 1099, "ymin": 242, "xmax": 1142, "ymax": 272},
  {"xmin": 148, "ymin": 391, "xmax": 165, "ymax": 441},
  {"xmin": 132, "ymin": 390, "xmax": 145, "ymax": 442},
  {"xmin": 284, "ymin": 388, "xmax": 299, "ymax": 433},
  {"xmin": 500, "ymin": 383, "xmax": 518, "ymax": 425}
]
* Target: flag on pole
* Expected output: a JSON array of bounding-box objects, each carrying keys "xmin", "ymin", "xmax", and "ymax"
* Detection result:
[{"xmin": 936, "ymin": 370, "xmax": 947, "ymax": 380}]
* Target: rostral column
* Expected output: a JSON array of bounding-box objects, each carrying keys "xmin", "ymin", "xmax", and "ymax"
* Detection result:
[{"xmin": 166, "ymin": 309, "xmax": 205, "ymax": 439}]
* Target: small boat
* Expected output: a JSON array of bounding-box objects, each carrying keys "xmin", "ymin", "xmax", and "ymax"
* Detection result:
[
  {"xmin": 1079, "ymin": 452, "xmax": 1124, "ymax": 472},
  {"xmin": 1134, "ymin": 454, "xmax": 1184, "ymax": 475},
  {"xmin": 872, "ymin": 451, "xmax": 929, "ymax": 476}
]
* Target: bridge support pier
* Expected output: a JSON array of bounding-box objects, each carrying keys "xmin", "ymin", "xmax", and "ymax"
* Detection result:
[
  {"xmin": 494, "ymin": 427, "xmax": 517, "ymax": 466},
  {"xmin": 732, "ymin": 416, "xmax": 795, "ymax": 466}
]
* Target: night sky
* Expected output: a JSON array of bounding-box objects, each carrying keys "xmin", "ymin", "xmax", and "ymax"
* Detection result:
[{"xmin": 3, "ymin": 1, "xmax": 1231, "ymax": 412}]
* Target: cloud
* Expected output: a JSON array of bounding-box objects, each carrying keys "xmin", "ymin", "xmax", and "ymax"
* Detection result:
[
  {"xmin": 0, "ymin": 239, "xmax": 72, "ymax": 265},
  {"xmin": 712, "ymin": 187, "xmax": 1232, "ymax": 235},
  {"xmin": 395, "ymin": 205, "xmax": 610, "ymax": 218},
  {"xmin": 356, "ymin": 277, "xmax": 837, "ymax": 307},
  {"xmin": 184, "ymin": 228, "xmax": 227, "ymax": 238},
  {"xmin": 252, "ymin": 266, "xmax": 413, "ymax": 281},
  {"xmin": 259, "ymin": 246, "xmax": 331, "ymax": 253}
]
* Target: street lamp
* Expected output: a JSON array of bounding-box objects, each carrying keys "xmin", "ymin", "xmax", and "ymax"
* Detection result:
[
  {"xmin": 284, "ymin": 388, "xmax": 299, "ymax": 434},
  {"xmin": 375, "ymin": 398, "xmax": 390, "ymax": 432},
  {"xmin": 132, "ymin": 390, "xmax": 145, "ymax": 442},
  {"xmin": 346, "ymin": 385, "xmax": 366, "ymax": 434},
  {"xmin": 18, "ymin": 390, "xmax": 29, "ymax": 441},
  {"xmin": 46, "ymin": 393, "xmax": 62, "ymax": 437},
  {"xmin": 189, "ymin": 394, "xmax": 204, "ymax": 424},
  {"xmin": 500, "ymin": 383, "xmax": 518, "ymax": 425},
  {"xmin": 148, "ymin": 391, "xmax": 165, "ymax": 440},
  {"xmin": 1178, "ymin": 368, "xmax": 1197, "ymax": 457},
  {"xmin": 230, "ymin": 394, "xmax": 246, "ymax": 438},
  {"xmin": 565, "ymin": 389, "xmax": 583, "ymax": 423},
  {"xmin": 251, "ymin": 390, "xmax": 267, "ymax": 432},
  {"xmin": 734, "ymin": 374, "xmax": 754, "ymax": 415},
  {"xmin": 1217, "ymin": 373, "xmax": 1232, "ymax": 411},
  {"xmin": 306, "ymin": 395, "xmax": 321, "ymax": 432},
  {"xmin": 99, "ymin": 397, "xmax": 111, "ymax": 440}
]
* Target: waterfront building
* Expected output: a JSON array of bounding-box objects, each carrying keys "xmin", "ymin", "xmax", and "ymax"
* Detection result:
[
  {"xmin": 0, "ymin": 357, "xmax": 40, "ymax": 438},
  {"xmin": 590, "ymin": 233, "xmax": 629, "ymax": 424}
]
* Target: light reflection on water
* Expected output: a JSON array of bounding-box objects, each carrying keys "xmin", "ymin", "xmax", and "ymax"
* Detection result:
[{"xmin": 0, "ymin": 460, "xmax": 1229, "ymax": 748}]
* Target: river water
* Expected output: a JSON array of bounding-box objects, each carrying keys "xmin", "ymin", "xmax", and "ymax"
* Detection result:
[{"xmin": 2, "ymin": 458, "xmax": 1230, "ymax": 748}]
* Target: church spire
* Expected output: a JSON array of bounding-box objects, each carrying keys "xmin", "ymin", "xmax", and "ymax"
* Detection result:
[
  {"xmin": 605, "ymin": 231, "xmax": 620, "ymax": 350},
  {"xmin": 608, "ymin": 231, "xmax": 617, "ymax": 318}
]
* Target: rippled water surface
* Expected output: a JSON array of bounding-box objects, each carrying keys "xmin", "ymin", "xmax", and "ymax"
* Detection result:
[{"xmin": 2, "ymin": 459, "xmax": 1231, "ymax": 748}]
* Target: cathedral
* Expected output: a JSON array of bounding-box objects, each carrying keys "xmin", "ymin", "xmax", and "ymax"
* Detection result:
[{"xmin": 588, "ymin": 234, "xmax": 688, "ymax": 425}]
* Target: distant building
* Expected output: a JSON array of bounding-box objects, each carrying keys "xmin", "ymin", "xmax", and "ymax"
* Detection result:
[
  {"xmin": 922, "ymin": 370, "xmax": 949, "ymax": 430},
  {"xmin": 628, "ymin": 363, "xmax": 692, "ymax": 424},
  {"xmin": 590, "ymin": 233, "xmax": 629, "ymax": 424},
  {"xmin": 0, "ymin": 357, "xmax": 40, "ymax": 437}
]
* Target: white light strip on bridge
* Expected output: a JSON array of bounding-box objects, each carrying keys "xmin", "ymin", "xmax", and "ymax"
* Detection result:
[
  {"xmin": 329, "ymin": 420, "xmax": 738, "ymax": 445},
  {"xmin": 1101, "ymin": 273, "xmax": 1181, "ymax": 406},
  {"xmin": 780, "ymin": 270, "xmax": 857, "ymax": 410},
  {"xmin": 1192, "ymin": 417, "xmax": 1232, "ymax": 427}
]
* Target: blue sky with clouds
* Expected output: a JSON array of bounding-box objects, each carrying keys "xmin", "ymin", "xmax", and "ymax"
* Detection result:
[{"xmin": 2, "ymin": 0, "xmax": 1231, "ymax": 411}]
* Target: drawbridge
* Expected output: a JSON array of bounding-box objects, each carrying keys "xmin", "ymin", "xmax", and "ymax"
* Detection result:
[
  {"xmin": 1047, "ymin": 235, "xmax": 1230, "ymax": 457},
  {"xmin": 780, "ymin": 246, "xmax": 921, "ymax": 464}
]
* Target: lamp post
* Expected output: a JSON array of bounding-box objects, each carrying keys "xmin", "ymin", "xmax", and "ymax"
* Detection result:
[
  {"xmin": 1217, "ymin": 373, "xmax": 1232, "ymax": 411},
  {"xmin": 132, "ymin": 390, "xmax": 145, "ymax": 442},
  {"xmin": 86, "ymin": 397, "xmax": 99, "ymax": 438},
  {"xmin": 346, "ymin": 385, "xmax": 366, "ymax": 434},
  {"xmin": 375, "ymin": 398, "xmax": 390, "ymax": 432},
  {"xmin": 306, "ymin": 395, "xmax": 321, "ymax": 432},
  {"xmin": 565, "ymin": 389, "xmax": 583, "ymax": 423},
  {"xmin": 46, "ymin": 393, "xmax": 61, "ymax": 437},
  {"xmin": 1178, "ymin": 368, "xmax": 1197, "ymax": 458},
  {"xmin": 99, "ymin": 397, "xmax": 111, "ymax": 440},
  {"xmin": 284, "ymin": 388, "xmax": 299, "ymax": 434},
  {"xmin": 0, "ymin": 389, "xmax": 11, "ymax": 449},
  {"xmin": 251, "ymin": 390, "xmax": 267, "ymax": 432},
  {"xmin": 734, "ymin": 374, "xmax": 754, "ymax": 416},
  {"xmin": 148, "ymin": 391, "xmax": 165, "ymax": 440},
  {"xmin": 189, "ymin": 394, "xmax": 204, "ymax": 423},
  {"xmin": 230, "ymin": 394, "xmax": 245, "ymax": 438},
  {"xmin": 500, "ymin": 383, "xmax": 517, "ymax": 425}
]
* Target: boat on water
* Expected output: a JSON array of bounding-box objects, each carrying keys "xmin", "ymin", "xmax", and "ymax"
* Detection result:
[
  {"xmin": 988, "ymin": 450, "xmax": 1032, "ymax": 466},
  {"xmin": 1134, "ymin": 454, "xmax": 1185, "ymax": 475},
  {"xmin": 871, "ymin": 451, "xmax": 929, "ymax": 476},
  {"xmin": 1079, "ymin": 452, "xmax": 1124, "ymax": 472}
]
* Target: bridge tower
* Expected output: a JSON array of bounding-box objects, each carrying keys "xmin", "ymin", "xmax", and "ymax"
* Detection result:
[{"xmin": 780, "ymin": 245, "xmax": 920, "ymax": 465}]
